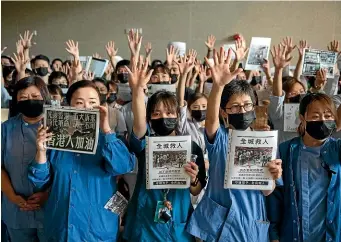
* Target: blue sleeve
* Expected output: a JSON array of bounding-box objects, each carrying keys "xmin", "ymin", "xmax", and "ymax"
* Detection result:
[
  {"xmin": 101, "ymin": 132, "xmax": 136, "ymax": 176},
  {"xmin": 204, "ymin": 126, "xmax": 227, "ymax": 166},
  {"xmin": 129, "ymin": 129, "xmax": 147, "ymax": 154},
  {"xmin": 28, "ymin": 161, "xmax": 51, "ymax": 191}
]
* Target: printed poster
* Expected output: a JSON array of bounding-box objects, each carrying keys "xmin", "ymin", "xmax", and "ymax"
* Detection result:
[
  {"xmin": 283, "ymin": 103, "xmax": 300, "ymax": 132},
  {"xmin": 245, "ymin": 37, "xmax": 271, "ymax": 71}
]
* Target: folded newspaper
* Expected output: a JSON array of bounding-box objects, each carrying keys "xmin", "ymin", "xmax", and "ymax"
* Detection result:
[
  {"xmin": 224, "ymin": 130, "xmax": 278, "ymax": 190},
  {"xmin": 146, "ymin": 135, "xmax": 191, "ymax": 189}
]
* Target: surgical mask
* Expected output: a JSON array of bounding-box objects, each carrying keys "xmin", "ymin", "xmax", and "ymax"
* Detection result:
[
  {"xmin": 2, "ymin": 65, "xmax": 15, "ymax": 78},
  {"xmin": 34, "ymin": 67, "xmax": 49, "ymax": 77},
  {"xmin": 17, "ymin": 100, "xmax": 44, "ymax": 118},
  {"xmin": 191, "ymin": 110, "xmax": 206, "ymax": 122},
  {"xmin": 107, "ymin": 93, "xmax": 117, "ymax": 104},
  {"xmin": 150, "ymin": 118, "xmax": 177, "ymax": 136},
  {"xmin": 170, "ymin": 74, "xmax": 178, "ymax": 84},
  {"xmin": 227, "ymin": 110, "xmax": 256, "ymax": 130},
  {"xmin": 117, "ymin": 73, "xmax": 129, "ymax": 83},
  {"xmin": 305, "ymin": 120, "xmax": 336, "ymax": 140}
]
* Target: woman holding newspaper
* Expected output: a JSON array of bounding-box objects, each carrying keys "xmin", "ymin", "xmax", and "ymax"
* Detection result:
[
  {"xmin": 28, "ymin": 80, "xmax": 136, "ymax": 241},
  {"xmin": 122, "ymin": 52, "xmax": 207, "ymax": 241},
  {"xmin": 186, "ymin": 47, "xmax": 282, "ymax": 242}
]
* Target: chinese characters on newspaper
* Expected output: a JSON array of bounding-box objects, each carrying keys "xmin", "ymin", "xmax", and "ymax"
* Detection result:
[
  {"xmin": 44, "ymin": 105, "xmax": 99, "ymax": 154},
  {"xmin": 302, "ymin": 48, "xmax": 337, "ymax": 78},
  {"xmin": 284, "ymin": 103, "xmax": 300, "ymax": 132},
  {"xmin": 146, "ymin": 136, "xmax": 191, "ymax": 189},
  {"xmin": 225, "ymin": 130, "xmax": 278, "ymax": 190}
]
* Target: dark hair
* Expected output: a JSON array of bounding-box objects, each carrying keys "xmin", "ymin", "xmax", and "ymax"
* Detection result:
[
  {"xmin": 106, "ymin": 80, "xmax": 117, "ymax": 93},
  {"xmin": 32, "ymin": 54, "xmax": 50, "ymax": 65},
  {"xmin": 187, "ymin": 93, "xmax": 208, "ymax": 110},
  {"xmin": 282, "ymin": 76, "xmax": 305, "ymax": 99},
  {"xmin": 1, "ymin": 55, "xmax": 14, "ymax": 65},
  {"xmin": 48, "ymin": 71, "xmax": 68, "ymax": 85},
  {"xmin": 220, "ymin": 80, "xmax": 256, "ymax": 109},
  {"xmin": 151, "ymin": 59, "xmax": 163, "ymax": 68},
  {"xmin": 11, "ymin": 76, "xmax": 51, "ymax": 117},
  {"xmin": 298, "ymin": 93, "xmax": 338, "ymax": 136},
  {"xmin": 66, "ymin": 80, "xmax": 100, "ymax": 105},
  {"xmin": 63, "ymin": 60, "xmax": 72, "ymax": 67},
  {"xmin": 152, "ymin": 64, "xmax": 170, "ymax": 76},
  {"xmin": 93, "ymin": 77, "xmax": 108, "ymax": 93},
  {"xmin": 116, "ymin": 60, "xmax": 130, "ymax": 73},
  {"xmin": 48, "ymin": 84, "xmax": 63, "ymax": 96},
  {"xmin": 52, "ymin": 58, "xmax": 63, "ymax": 65},
  {"xmin": 146, "ymin": 90, "xmax": 179, "ymax": 122}
]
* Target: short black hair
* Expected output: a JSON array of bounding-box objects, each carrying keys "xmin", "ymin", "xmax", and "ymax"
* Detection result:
[
  {"xmin": 151, "ymin": 59, "xmax": 163, "ymax": 68},
  {"xmin": 48, "ymin": 71, "xmax": 68, "ymax": 85},
  {"xmin": 11, "ymin": 76, "xmax": 51, "ymax": 117},
  {"xmin": 1, "ymin": 55, "xmax": 14, "ymax": 65},
  {"xmin": 146, "ymin": 90, "xmax": 179, "ymax": 122},
  {"xmin": 52, "ymin": 58, "xmax": 63, "ymax": 65},
  {"xmin": 220, "ymin": 80, "xmax": 256, "ymax": 109},
  {"xmin": 63, "ymin": 60, "xmax": 72, "ymax": 67},
  {"xmin": 93, "ymin": 77, "xmax": 108, "ymax": 93},
  {"xmin": 32, "ymin": 54, "xmax": 50, "ymax": 65},
  {"xmin": 12, "ymin": 68, "xmax": 35, "ymax": 83},
  {"xmin": 48, "ymin": 84, "xmax": 63, "ymax": 96},
  {"xmin": 115, "ymin": 60, "xmax": 130, "ymax": 73},
  {"xmin": 152, "ymin": 64, "xmax": 170, "ymax": 76},
  {"xmin": 66, "ymin": 80, "xmax": 100, "ymax": 105}
]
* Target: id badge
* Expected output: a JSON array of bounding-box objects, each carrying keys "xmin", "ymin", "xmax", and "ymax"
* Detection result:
[
  {"xmin": 104, "ymin": 191, "xmax": 128, "ymax": 216},
  {"xmin": 154, "ymin": 201, "xmax": 172, "ymax": 224}
]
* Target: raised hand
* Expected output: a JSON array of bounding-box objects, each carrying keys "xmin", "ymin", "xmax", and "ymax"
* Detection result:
[
  {"xmin": 65, "ymin": 40, "xmax": 79, "ymax": 59},
  {"xmin": 105, "ymin": 41, "xmax": 118, "ymax": 57},
  {"xmin": 127, "ymin": 29, "xmax": 142, "ymax": 57},
  {"xmin": 314, "ymin": 69, "xmax": 327, "ymax": 89},
  {"xmin": 166, "ymin": 45, "xmax": 179, "ymax": 66},
  {"xmin": 296, "ymin": 40, "xmax": 310, "ymax": 56},
  {"xmin": 126, "ymin": 56, "xmax": 153, "ymax": 90},
  {"xmin": 261, "ymin": 58, "xmax": 270, "ymax": 73},
  {"xmin": 69, "ymin": 60, "xmax": 82, "ymax": 83},
  {"xmin": 145, "ymin": 42, "xmax": 152, "ymax": 57},
  {"xmin": 16, "ymin": 40, "xmax": 24, "ymax": 55},
  {"xmin": 19, "ymin": 30, "xmax": 36, "ymax": 49},
  {"xmin": 328, "ymin": 40, "xmax": 340, "ymax": 57},
  {"xmin": 271, "ymin": 44, "xmax": 293, "ymax": 69},
  {"xmin": 205, "ymin": 34, "xmax": 216, "ymax": 50},
  {"xmin": 83, "ymin": 71, "xmax": 95, "ymax": 81},
  {"xmin": 280, "ymin": 36, "xmax": 296, "ymax": 58},
  {"xmin": 232, "ymin": 35, "xmax": 249, "ymax": 61},
  {"xmin": 61, "ymin": 62, "xmax": 70, "ymax": 76},
  {"xmin": 92, "ymin": 53, "xmax": 102, "ymax": 59},
  {"xmin": 198, "ymin": 65, "xmax": 211, "ymax": 83},
  {"xmin": 174, "ymin": 49, "xmax": 197, "ymax": 74},
  {"xmin": 12, "ymin": 52, "xmax": 29, "ymax": 73},
  {"xmin": 206, "ymin": 47, "xmax": 243, "ymax": 87},
  {"xmin": 1, "ymin": 46, "xmax": 7, "ymax": 54}
]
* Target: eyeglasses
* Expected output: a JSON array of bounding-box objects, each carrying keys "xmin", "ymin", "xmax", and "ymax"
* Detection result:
[{"xmin": 225, "ymin": 103, "xmax": 254, "ymax": 114}]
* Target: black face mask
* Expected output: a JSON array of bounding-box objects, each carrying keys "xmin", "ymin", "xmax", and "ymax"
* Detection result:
[
  {"xmin": 306, "ymin": 120, "xmax": 336, "ymax": 140},
  {"xmin": 191, "ymin": 110, "xmax": 206, "ymax": 122},
  {"xmin": 117, "ymin": 73, "xmax": 129, "ymax": 83},
  {"xmin": 288, "ymin": 95, "xmax": 301, "ymax": 103},
  {"xmin": 17, "ymin": 100, "xmax": 44, "ymax": 118},
  {"xmin": 228, "ymin": 110, "xmax": 256, "ymax": 130},
  {"xmin": 107, "ymin": 93, "xmax": 117, "ymax": 104},
  {"xmin": 34, "ymin": 67, "xmax": 49, "ymax": 77},
  {"xmin": 99, "ymin": 94, "xmax": 107, "ymax": 105},
  {"xmin": 170, "ymin": 74, "xmax": 178, "ymax": 84},
  {"xmin": 150, "ymin": 118, "xmax": 177, "ymax": 136},
  {"xmin": 60, "ymin": 84, "xmax": 68, "ymax": 89},
  {"xmin": 2, "ymin": 65, "xmax": 15, "ymax": 78}
]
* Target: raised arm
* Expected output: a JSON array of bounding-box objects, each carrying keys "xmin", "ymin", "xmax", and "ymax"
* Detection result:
[
  {"xmin": 261, "ymin": 59, "xmax": 273, "ymax": 87},
  {"xmin": 231, "ymin": 35, "xmax": 249, "ymax": 72},
  {"xmin": 144, "ymin": 42, "xmax": 152, "ymax": 65},
  {"xmin": 105, "ymin": 41, "xmax": 119, "ymax": 69},
  {"xmin": 166, "ymin": 45, "xmax": 179, "ymax": 69},
  {"xmin": 205, "ymin": 47, "xmax": 243, "ymax": 141},
  {"xmin": 12, "ymin": 52, "xmax": 28, "ymax": 81},
  {"xmin": 196, "ymin": 65, "xmax": 211, "ymax": 93},
  {"xmin": 127, "ymin": 29, "xmax": 142, "ymax": 67},
  {"xmin": 19, "ymin": 30, "xmax": 36, "ymax": 64},
  {"xmin": 294, "ymin": 40, "xmax": 310, "ymax": 80},
  {"xmin": 205, "ymin": 34, "xmax": 216, "ymax": 59},
  {"xmin": 127, "ymin": 57, "xmax": 153, "ymax": 139},
  {"xmin": 271, "ymin": 44, "xmax": 292, "ymax": 97}
]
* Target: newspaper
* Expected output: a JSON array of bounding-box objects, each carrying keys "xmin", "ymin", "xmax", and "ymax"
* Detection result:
[
  {"xmin": 88, "ymin": 57, "xmax": 109, "ymax": 77},
  {"xmin": 146, "ymin": 135, "xmax": 191, "ymax": 189},
  {"xmin": 168, "ymin": 42, "xmax": 186, "ymax": 56},
  {"xmin": 203, "ymin": 82, "xmax": 213, "ymax": 96},
  {"xmin": 224, "ymin": 130, "xmax": 278, "ymax": 190},
  {"xmin": 302, "ymin": 48, "xmax": 337, "ymax": 78},
  {"xmin": 283, "ymin": 103, "xmax": 300, "ymax": 132},
  {"xmin": 147, "ymin": 84, "xmax": 176, "ymax": 97},
  {"xmin": 44, "ymin": 105, "xmax": 100, "ymax": 154},
  {"xmin": 79, "ymin": 56, "xmax": 92, "ymax": 72},
  {"xmin": 245, "ymin": 37, "xmax": 271, "ymax": 71}
]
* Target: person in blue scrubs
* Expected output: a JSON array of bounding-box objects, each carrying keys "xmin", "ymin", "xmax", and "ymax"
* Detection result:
[
  {"xmin": 122, "ymin": 57, "xmax": 207, "ymax": 241},
  {"xmin": 2, "ymin": 76, "xmax": 50, "ymax": 242},
  {"xmin": 267, "ymin": 93, "xmax": 341, "ymax": 242},
  {"xmin": 186, "ymin": 47, "xmax": 282, "ymax": 242},
  {"xmin": 28, "ymin": 80, "xmax": 136, "ymax": 241}
]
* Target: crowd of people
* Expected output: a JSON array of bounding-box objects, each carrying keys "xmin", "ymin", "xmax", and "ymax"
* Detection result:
[{"xmin": 1, "ymin": 28, "xmax": 341, "ymax": 242}]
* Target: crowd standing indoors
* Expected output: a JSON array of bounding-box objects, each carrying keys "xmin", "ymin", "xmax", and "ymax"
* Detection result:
[{"xmin": 1, "ymin": 26, "xmax": 341, "ymax": 242}]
